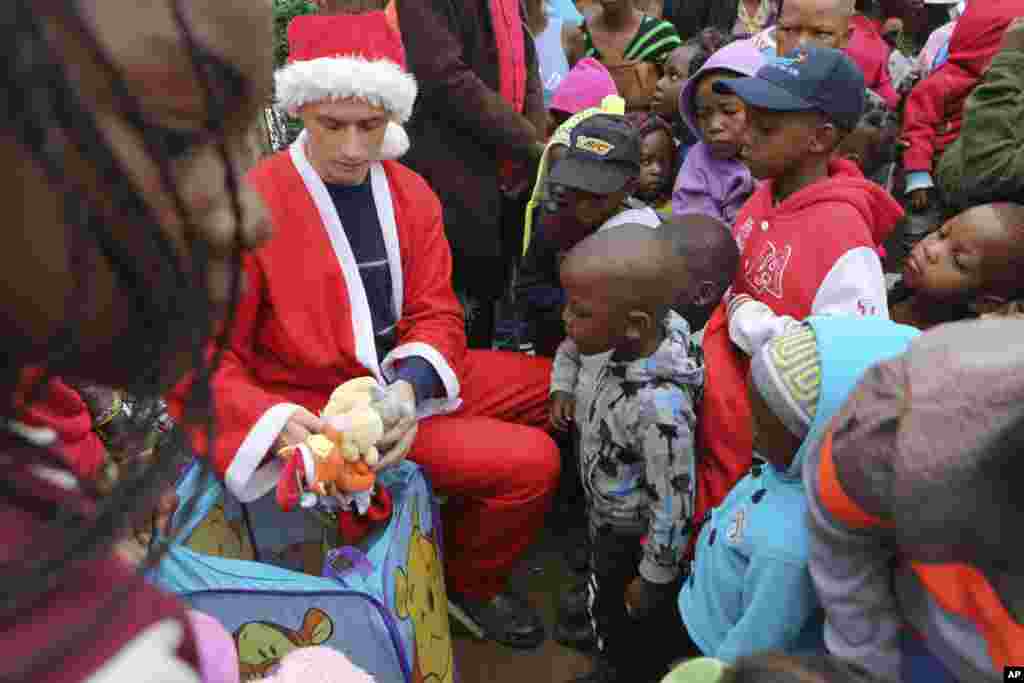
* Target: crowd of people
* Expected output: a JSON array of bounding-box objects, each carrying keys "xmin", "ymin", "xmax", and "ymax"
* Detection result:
[{"xmin": 2, "ymin": 0, "xmax": 1023, "ymax": 682}]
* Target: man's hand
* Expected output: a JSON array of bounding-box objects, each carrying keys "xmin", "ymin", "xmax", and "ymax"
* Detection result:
[
  {"xmin": 550, "ymin": 391, "xmax": 576, "ymax": 432},
  {"xmin": 274, "ymin": 407, "xmax": 325, "ymax": 453},
  {"xmin": 1002, "ymin": 16, "xmax": 1024, "ymax": 53},
  {"xmin": 624, "ymin": 576, "xmax": 675, "ymax": 619},
  {"xmin": 909, "ymin": 188, "xmax": 929, "ymax": 212},
  {"xmin": 371, "ymin": 380, "xmax": 417, "ymax": 470}
]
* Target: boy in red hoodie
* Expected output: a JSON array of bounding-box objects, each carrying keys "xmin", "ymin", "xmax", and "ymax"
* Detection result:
[
  {"xmin": 690, "ymin": 45, "xmax": 902, "ymax": 548},
  {"xmin": 901, "ymin": 0, "xmax": 1024, "ymax": 212}
]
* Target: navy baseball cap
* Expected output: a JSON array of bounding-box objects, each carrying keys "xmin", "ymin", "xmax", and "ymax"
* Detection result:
[
  {"xmin": 546, "ymin": 114, "xmax": 641, "ymax": 195},
  {"xmin": 713, "ymin": 45, "xmax": 866, "ymax": 131}
]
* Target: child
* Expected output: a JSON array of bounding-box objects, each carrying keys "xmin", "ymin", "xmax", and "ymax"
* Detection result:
[
  {"xmin": 935, "ymin": 18, "xmax": 1024, "ymax": 211},
  {"xmin": 693, "ymin": 45, "xmax": 901, "ymax": 566},
  {"xmin": 901, "ymin": 0, "xmax": 1024, "ymax": 212},
  {"xmin": 628, "ymin": 112, "xmax": 678, "ymax": 217},
  {"xmin": 837, "ymin": 107, "xmax": 900, "ymax": 187},
  {"xmin": 673, "ymin": 39, "xmax": 765, "ymax": 225},
  {"xmin": 680, "ymin": 316, "xmax": 919, "ymax": 663},
  {"xmin": 661, "ymin": 654, "xmax": 886, "ymax": 682},
  {"xmin": 652, "ymin": 43, "xmax": 700, "ymax": 140},
  {"xmin": 525, "ymin": 113, "xmax": 660, "ymax": 356},
  {"xmin": 890, "ymin": 202, "xmax": 1024, "ymax": 330},
  {"xmin": 660, "ymin": 215, "xmax": 741, "ymax": 333},
  {"xmin": 804, "ymin": 317, "xmax": 1024, "ymax": 682},
  {"xmin": 556, "ymin": 224, "xmax": 703, "ymax": 683},
  {"xmin": 565, "ymin": 0, "xmax": 682, "ymax": 111},
  {"xmin": 550, "ymin": 57, "xmax": 620, "ymax": 135}
]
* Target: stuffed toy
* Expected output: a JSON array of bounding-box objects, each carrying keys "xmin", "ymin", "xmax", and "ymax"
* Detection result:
[
  {"xmin": 275, "ymin": 378, "xmax": 395, "ymax": 546},
  {"xmin": 255, "ymin": 646, "xmax": 376, "ymax": 683},
  {"xmin": 276, "ymin": 377, "xmax": 386, "ymax": 507}
]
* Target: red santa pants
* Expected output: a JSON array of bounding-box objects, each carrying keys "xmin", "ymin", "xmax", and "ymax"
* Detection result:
[{"xmin": 408, "ymin": 349, "xmax": 559, "ymax": 600}]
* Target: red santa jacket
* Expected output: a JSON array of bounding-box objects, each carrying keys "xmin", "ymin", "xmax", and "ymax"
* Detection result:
[
  {"xmin": 901, "ymin": 0, "xmax": 1024, "ymax": 173},
  {"xmin": 169, "ymin": 138, "xmax": 466, "ymax": 502},
  {"xmin": 691, "ymin": 159, "xmax": 901, "ymax": 551},
  {"xmin": 846, "ymin": 14, "xmax": 899, "ymax": 110}
]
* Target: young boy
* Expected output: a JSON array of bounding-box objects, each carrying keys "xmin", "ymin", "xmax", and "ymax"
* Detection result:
[
  {"xmin": 680, "ymin": 316, "xmax": 918, "ymax": 663},
  {"xmin": 628, "ymin": 112, "xmax": 677, "ymax": 217},
  {"xmin": 891, "ymin": 202, "xmax": 1024, "ymax": 330},
  {"xmin": 805, "ymin": 318, "xmax": 1024, "ymax": 681},
  {"xmin": 522, "ymin": 113, "xmax": 660, "ymax": 357},
  {"xmin": 557, "ymin": 224, "xmax": 702, "ymax": 683},
  {"xmin": 692, "ymin": 45, "xmax": 902, "ymax": 559}
]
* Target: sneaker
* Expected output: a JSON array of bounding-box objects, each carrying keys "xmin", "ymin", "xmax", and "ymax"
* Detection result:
[
  {"xmin": 557, "ymin": 581, "xmax": 589, "ymax": 623},
  {"xmin": 553, "ymin": 618, "xmax": 597, "ymax": 653},
  {"xmin": 569, "ymin": 660, "xmax": 621, "ymax": 683},
  {"xmin": 448, "ymin": 590, "xmax": 546, "ymax": 649}
]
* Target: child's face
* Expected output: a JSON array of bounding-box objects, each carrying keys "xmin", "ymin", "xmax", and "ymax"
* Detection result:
[
  {"xmin": 652, "ymin": 46, "xmax": 695, "ymax": 119},
  {"xmin": 742, "ymin": 107, "xmax": 821, "ymax": 180},
  {"xmin": 560, "ymin": 268, "xmax": 627, "ymax": 355},
  {"xmin": 748, "ymin": 379, "xmax": 803, "ymax": 471},
  {"xmin": 695, "ymin": 73, "xmax": 749, "ymax": 160},
  {"xmin": 637, "ymin": 130, "xmax": 675, "ymax": 201},
  {"xmin": 902, "ymin": 207, "xmax": 1021, "ymax": 303},
  {"xmin": 775, "ymin": 0, "xmax": 852, "ymax": 57},
  {"xmin": 542, "ymin": 181, "xmax": 627, "ymax": 250}
]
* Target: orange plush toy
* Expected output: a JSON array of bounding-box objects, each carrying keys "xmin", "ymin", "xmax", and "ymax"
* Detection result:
[{"xmin": 275, "ymin": 378, "xmax": 394, "ymax": 545}]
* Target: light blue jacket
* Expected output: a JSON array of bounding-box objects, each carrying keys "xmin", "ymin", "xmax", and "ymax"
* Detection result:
[{"xmin": 678, "ymin": 315, "xmax": 919, "ymax": 663}]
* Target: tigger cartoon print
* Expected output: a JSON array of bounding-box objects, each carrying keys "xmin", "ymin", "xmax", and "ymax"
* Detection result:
[
  {"xmin": 394, "ymin": 501, "xmax": 453, "ymax": 683},
  {"xmin": 234, "ymin": 608, "xmax": 334, "ymax": 680}
]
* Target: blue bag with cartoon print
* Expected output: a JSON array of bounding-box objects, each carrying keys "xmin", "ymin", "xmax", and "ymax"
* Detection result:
[{"xmin": 149, "ymin": 459, "xmax": 456, "ymax": 683}]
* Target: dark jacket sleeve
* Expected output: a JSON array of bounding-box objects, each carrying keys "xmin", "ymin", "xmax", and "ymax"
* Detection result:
[
  {"xmin": 396, "ymin": 0, "xmax": 539, "ymax": 159},
  {"xmin": 667, "ymin": 0, "xmax": 737, "ymax": 42},
  {"xmin": 937, "ymin": 47, "xmax": 1024, "ymax": 204}
]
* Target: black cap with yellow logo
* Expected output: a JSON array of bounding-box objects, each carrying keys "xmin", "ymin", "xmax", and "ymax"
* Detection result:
[{"xmin": 546, "ymin": 113, "xmax": 642, "ymax": 195}]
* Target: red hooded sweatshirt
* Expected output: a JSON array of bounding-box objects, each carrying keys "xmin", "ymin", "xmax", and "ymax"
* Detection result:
[
  {"xmin": 15, "ymin": 376, "xmax": 107, "ymax": 481},
  {"xmin": 691, "ymin": 159, "xmax": 902, "ymax": 551},
  {"xmin": 901, "ymin": 0, "xmax": 1024, "ymax": 173},
  {"xmin": 846, "ymin": 14, "xmax": 900, "ymax": 110}
]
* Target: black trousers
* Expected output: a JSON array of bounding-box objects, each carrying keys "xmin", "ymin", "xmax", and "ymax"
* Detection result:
[{"xmin": 585, "ymin": 525, "xmax": 687, "ymax": 681}]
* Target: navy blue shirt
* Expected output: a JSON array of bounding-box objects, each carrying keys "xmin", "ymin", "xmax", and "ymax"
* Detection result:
[{"xmin": 326, "ymin": 179, "xmax": 442, "ymax": 403}]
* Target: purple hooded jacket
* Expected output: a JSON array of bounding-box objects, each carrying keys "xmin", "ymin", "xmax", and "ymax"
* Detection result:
[{"xmin": 672, "ymin": 40, "xmax": 765, "ymax": 226}]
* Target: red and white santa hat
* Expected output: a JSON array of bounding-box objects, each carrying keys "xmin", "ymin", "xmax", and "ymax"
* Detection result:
[{"xmin": 276, "ymin": 11, "xmax": 417, "ymax": 159}]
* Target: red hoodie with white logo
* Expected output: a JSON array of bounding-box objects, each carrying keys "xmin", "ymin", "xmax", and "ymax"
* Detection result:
[{"xmin": 691, "ymin": 159, "xmax": 902, "ymax": 552}]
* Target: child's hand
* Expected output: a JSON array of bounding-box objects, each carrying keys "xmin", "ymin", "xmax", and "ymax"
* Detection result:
[
  {"xmin": 1002, "ymin": 17, "xmax": 1024, "ymax": 53},
  {"xmin": 624, "ymin": 576, "xmax": 675, "ymax": 619},
  {"xmin": 550, "ymin": 391, "xmax": 576, "ymax": 432},
  {"xmin": 909, "ymin": 188, "xmax": 929, "ymax": 212}
]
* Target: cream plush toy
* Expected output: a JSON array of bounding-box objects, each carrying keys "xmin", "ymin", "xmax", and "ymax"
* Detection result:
[
  {"xmin": 320, "ymin": 377, "xmax": 384, "ymax": 468},
  {"xmin": 276, "ymin": 377, "xmax": 389, "ymax": 513}
]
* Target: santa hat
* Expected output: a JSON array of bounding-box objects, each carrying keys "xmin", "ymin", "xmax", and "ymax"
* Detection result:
[{"xmin": 276, "ymin": 12, "xmax": 417, "ymax": 160}]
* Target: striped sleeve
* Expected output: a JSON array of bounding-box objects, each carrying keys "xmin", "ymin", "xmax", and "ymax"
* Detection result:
[{"xmin": 625, "ymin": 17, "xmax": 682, "ymax": 64}]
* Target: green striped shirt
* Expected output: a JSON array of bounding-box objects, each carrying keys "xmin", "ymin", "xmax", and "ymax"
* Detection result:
[{"xmin": 582, "ymin": 15, "xmax": 683, "ymax": 65}]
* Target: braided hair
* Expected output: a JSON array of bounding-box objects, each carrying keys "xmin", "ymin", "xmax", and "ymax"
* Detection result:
[{"xmin": 0, "ymin": 1, "xmax": 252, "ymax": 677}]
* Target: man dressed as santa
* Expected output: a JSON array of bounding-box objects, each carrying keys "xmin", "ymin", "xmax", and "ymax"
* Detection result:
[{"xmin": 169, "ymin": 12, "xmax": 558, "ymax": 649}]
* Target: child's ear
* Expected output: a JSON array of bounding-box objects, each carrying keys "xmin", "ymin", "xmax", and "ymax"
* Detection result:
[
  {"xmin": 625, "ymin": 309, "xmax": 655, "ymax": 341},
  {"xmin": 810, "ymin": 122, "xmax": 840, "ymax": 155},
  {"xmin": 969, "ymin": 294, "xmax": 1010, "ymax": 316}
]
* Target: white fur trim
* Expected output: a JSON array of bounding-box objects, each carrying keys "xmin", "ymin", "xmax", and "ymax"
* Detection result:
[
  {"xmin": 276, "ymin": 55, "xmax": 417, "ymax": 120},
  {"xmin": 370, "ymin": 163, "xmax": 403, "ymax": 316},
  {"xmin": 226, "ymin": 402, "xmax": 302, "ymax": 502},
  {"xmin": 378, "ymin": 120, "xmax": 410, "ymax": 160},
  {"xmin": 290, "ymin": 132, "xmax": 383, "ymax": 382},
  {"xmin": 382, "ymin": 342, "xmax": 463, "ymax": 419},
  {"xmin": 299, "ymin": 443, "xmax": 316, "ymax": 486}
]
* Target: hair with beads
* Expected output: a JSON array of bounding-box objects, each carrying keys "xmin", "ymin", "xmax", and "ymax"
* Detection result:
[{"xmin": 0, "ymin": 1, "xmax": 249, "ymax": 678}]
